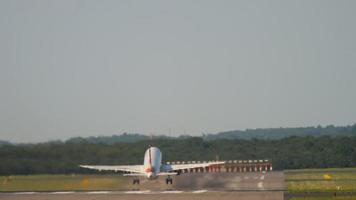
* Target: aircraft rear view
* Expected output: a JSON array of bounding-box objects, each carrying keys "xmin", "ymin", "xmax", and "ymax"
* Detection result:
[
  {"xmin": 80, "ymin": 146, "xmax": 225, "ymax": 184},
  {"xmin": 143, "ymin": 146, "xmax": 161, "ymax": 180}
]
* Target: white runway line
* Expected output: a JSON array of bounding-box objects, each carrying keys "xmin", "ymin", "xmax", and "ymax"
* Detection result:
[
  {"xmin": 50, "ymin": 191, "xmax": 75, "ymax": 194},
  {"xmin": 160, "ymin": 190, "xmax": 183, "ymax": 194},
  {"xmin": 192, "ymin": 190, "xmax": 208, "ymax": 193},
  {"xmin": 253, "ymin": 176, "xmax": 258, "ymax": 180},
  {"xmin": 125, "ymin": 190, "xmax": 151, "ymax": 194},
  {"xmin": 244, "ymin": 176, "xmax": 249, "ymax": 179},
  {"xmin": 86, "ymin": 191, "xmax": 110, "ymax": 194},
  {"xmin": 257, "ymin": 182, "xmax": 264, "ymax": 189},
  {"xmin": 12, "ymin": 192, "xmax": 37, "ymax": 195},
  {"xmin": 260, "ymin": 175, "xmax": 265, "ymax": 180}
]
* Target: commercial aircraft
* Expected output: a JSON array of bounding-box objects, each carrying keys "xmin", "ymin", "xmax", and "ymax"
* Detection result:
[{"xmin": 80, "ymin": 146, "xmax": 225, "ymax": 184}]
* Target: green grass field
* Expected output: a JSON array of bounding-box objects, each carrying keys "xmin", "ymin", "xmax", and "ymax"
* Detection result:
[
  {"xmin": 290, "ymin": 197, "xmax": 356, "ymax": 200},
  {"xmin": 0, "ymin": 174, "xmax": 130, "ymax": 192},
  {"xmin": 285, "ymin": 168, "xmax": 356, "ymax": 193}
]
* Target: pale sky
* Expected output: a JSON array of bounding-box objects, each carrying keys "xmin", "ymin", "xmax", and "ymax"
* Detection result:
[{"xmin": 1, "ymin": 0, "xmax": 356, "ymax": 143}]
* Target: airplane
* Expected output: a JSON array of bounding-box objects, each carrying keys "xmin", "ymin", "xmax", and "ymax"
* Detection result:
[{"xmin": 80, "ymin": 146, "xmax": 225, "ymax": 184}]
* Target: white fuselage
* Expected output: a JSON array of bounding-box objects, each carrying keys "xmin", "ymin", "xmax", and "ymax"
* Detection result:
[{"xmin": 143, "ymin": 147, "xmax": 162, "ymax": 179}]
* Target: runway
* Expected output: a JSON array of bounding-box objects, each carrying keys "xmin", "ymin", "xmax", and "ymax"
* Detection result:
[
  {"xmin": 0, "ymin": 171, "xmax": 285, "ymax": 200},
  {"xmin": 0, "ymin": 191, "xmax": 284, "ymax": 200},
  {"xmin": 129, "ymin": 171, "xmax": 285, "ymax": 191}
]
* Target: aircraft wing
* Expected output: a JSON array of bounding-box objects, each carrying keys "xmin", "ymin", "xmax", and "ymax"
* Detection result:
[
  {"xmin": 79, "ymin": 165, "xmax": 143, "ymax": 174},
  {"xmin": 161, "ymin": 161, "xmax": 225, "ymax": 172}
]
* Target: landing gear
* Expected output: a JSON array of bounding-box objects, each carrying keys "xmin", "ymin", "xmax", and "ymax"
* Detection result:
[
  {"xmin": 133, "ymin": 178, "xmax": 140, "ymax": 184},
  {"xmin": 166, "ymin": 176, "xmax": 173, "ymax": 184}
]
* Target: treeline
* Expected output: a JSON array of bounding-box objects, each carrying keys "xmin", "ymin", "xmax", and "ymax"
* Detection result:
[
  {"xmin": 66, "ymin": 133, "xmax": 169, "ymax": 144},
  {"xmin": 0, "ymin": 136, "xmax": 355, "ymax": 175},
  {"xmin": 205, "ymin": 124, "xmax": 356, "ymax": 140},
  {"xmin": 45, "ymin": 124, "xmax": 356, "ymax": 144},
  {"xmin": 2, "ymin": 125, "xmax": 355, "ymax": 146}
]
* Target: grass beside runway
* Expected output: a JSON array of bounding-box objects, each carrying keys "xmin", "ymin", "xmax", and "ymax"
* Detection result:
[
  {"xmin": 285, "ymin": 168, "xmax": 356, "ymax": 193},
  {"xmin": 286, "ymin": 168, "xmax": 356, "ymax": 199},
  {"xmin": 0, "ymin": 174, "xmax": 130, "ymax": 192},
  {"xmin": 290, "ymin": 197, "xmax": 356, "ymax": 200}
]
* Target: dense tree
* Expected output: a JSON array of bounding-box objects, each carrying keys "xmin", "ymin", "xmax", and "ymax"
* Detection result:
[{"xmin": 0, "ymin": 136, "xmax": 355, "ymax": 175}]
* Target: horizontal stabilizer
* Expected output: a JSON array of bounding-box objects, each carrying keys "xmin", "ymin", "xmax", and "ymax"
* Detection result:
[
  {"xmin": 157, "ymin": 172, "xmax": 178, "ymax": 176},
  {"xmin": 161, "ymin": 161, "xmax": 226, "ymax": 172},
  {"xmin": 79, "ymin": 164, "xmax": 143, "ymax": 173},
  {"xmin": 123, "ymin": 173, "xmax": 146, "ymax": 177}
]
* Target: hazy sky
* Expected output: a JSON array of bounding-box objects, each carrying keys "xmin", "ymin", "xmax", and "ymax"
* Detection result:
[{"xmin": 1, "ymin": 0, "xmax": 356, "ymax": 143}]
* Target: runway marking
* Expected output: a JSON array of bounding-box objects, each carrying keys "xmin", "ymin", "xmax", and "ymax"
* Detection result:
[
  {"xmin": 86, "ymin": 191, "xmax": 110, "ymax": 194},
  {"xmin": 260, "ymin": 175, "xmax": 265, "ymax": 180},
  {"xmin": 50, "ymin": 191, "xmax": 74, "ymax": 194},
  {"xmin": 253, "ymin": 176, "xmax": 258, "ymax": 179},
  {"xmin": 125, "ymin": 190, "xmax": 151, "ymax": 194},
  {"xmin": 258, "ymin": 181, "xmax": 264, "ymax": 189},
  {"xmin": 192, "ymin": 190, "xmax": 208, "ymax": 193},
  {"xmin": 244, "ymin": 176, "xmax": 249, "ymax": 179},
  {"xmin": 160, "ymin": 190, "xmax": 183, "ymax": 194},
  {"xmin": 12, "ymin": 192, "xmax": 37, "ymax": 195}
]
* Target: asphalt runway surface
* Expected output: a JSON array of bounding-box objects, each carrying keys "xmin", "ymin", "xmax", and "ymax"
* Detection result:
[
  {"xmin": 0, "ymin": 171, "xmax": 285, "ymax": 200},
  {"xmin": 0, "ymin": 191, "xmax": 285, "ymax": 200}
]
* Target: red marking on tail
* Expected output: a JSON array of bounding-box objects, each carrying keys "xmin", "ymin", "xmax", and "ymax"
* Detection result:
[{"xmin": 145, "ymin": 167, "xmax": 153, "ymax": 173}]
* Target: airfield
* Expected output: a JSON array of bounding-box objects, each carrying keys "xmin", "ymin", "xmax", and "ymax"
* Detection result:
[
  {"xmin": 0, "ymin": 191, "xmax": 284, "ymax": 200},
  {"xmin": 2, "ymin": 169, "xmax": 356, "ymax": 200},
  {"xmin": 0, "ymin": 172, "xmax": 285, "ymax": 200}
]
